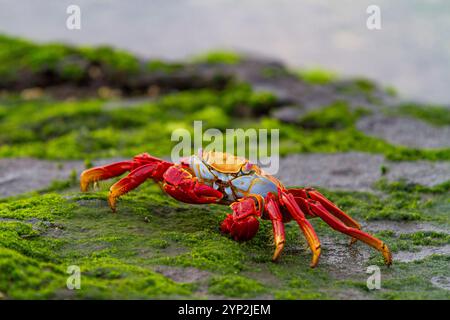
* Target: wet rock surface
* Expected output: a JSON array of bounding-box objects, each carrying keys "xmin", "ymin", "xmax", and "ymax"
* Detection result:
[
  {"xmin": 278, "ymin": 152, "xmax": 450, "ymax": 191},
  {"xmin": 1, "ymin": 154, "xmax": 448, "ymax": 298},
  {"xmin": 319, "ymin": 236, "xmax": 371, "ymax": 280},
  {"xmin": 364, "ymin": 221, "xmax": 448, "ymax": 235},
  {"xmin": 394, "ymin": 245, "xmax": 450, "ymax": 263},
  {"xmin": 431, "ymin": 276, "xmax": 450, "ymax": 291},
  {"xmin": 357, "ymin": 114, "xmax": 450, "ymax": 149},
  {"xmin": 225, "ymin": 57, "xmax": 394, "ymax": 113},
  {"xmin": 0, "ymin": 158, "xmax": 127, "ymax": 198},
  {"xmin": 0, "ymin": 158, "xmax": 84, "ymax": 197},
  {"xmin": 154, "ymin": 266, "xmax": 210, "ymax": 283}
]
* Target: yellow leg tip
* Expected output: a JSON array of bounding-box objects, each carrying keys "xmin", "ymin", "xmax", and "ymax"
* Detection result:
[
  {"xmin": 108, "ymin": 194, "xmax": 117, "ymax": 212},
  {"xmin": 383, "ymin": 244, "xmax": 393, "ymax": 266},
  {"xmin": 80, "ymin": 174, "xmax": 90, "ymax": 192},
  {"xmin": 80, "ymin": 182, "xmax": 88, "ymax": 192},
  {"xmin": 349, "ymin": 237, "xmax": 358, "ymax": 246},
  {"xmin": 272, "ymin": 241, "xmax": 285, "ymax": 261},
  {"xmin": 309, "ymin": 246, "xmax": 321, "ymax": 268}
]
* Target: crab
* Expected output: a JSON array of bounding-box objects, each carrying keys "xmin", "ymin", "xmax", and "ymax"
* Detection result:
[{"xmin": 80, "ymin": 150, "xmax": 392, "ymax": 267}]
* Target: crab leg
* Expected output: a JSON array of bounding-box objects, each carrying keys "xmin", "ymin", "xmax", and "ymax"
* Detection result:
[
  {"xmin": 279, "ymin": 188, "xmax": 321, "ymax": 268},
  {"xmin": 80, "ymin": 153, "xmax": 172, "ymax": 192},
  {"xmin": 289, "ymin": 188, "xmax": 361, "ymax": 244},
  {"xmin": 108, "ymin": 162, "xmax": 171, "ymax": 211},
  {"xmin": 80, "ymin": 161, "xmax": 135, "ymax": 192},
  {"xmin": 265, "ymin": 193, "xmax": 285, "ymax": 261},
  {"xmin": 307, "ymin": 188, "xmax": 361, "ymax": 229},
  {"xmin": 307, "ymin": 199, "xmax": 392, "ymax": 265},
  {"xmin": 80, "ymin": 154, "xmax": 174, "ymax": 211}
]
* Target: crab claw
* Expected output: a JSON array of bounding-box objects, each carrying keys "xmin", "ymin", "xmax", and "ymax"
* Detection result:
[
  {"xmin": 220, "ymin": 214, "xmax": 260, "ymax": 241},
  {"xmin": 162, "ymin": 166, "xmax": 223, "ymax": 204},
  {"xmin": 221, "ymin": 197, "xmax": 262, "ymax": 241}
]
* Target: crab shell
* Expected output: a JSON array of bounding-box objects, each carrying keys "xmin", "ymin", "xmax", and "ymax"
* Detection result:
[{"xmin": 180, "ymin": 151, "xmax": 282, "ymax": 204}]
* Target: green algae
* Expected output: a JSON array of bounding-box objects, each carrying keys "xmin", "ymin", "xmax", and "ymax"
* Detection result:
[
  {"xmin": 146, "ymin": 60, "xmax": 183, "ymax": 74},
  {"xmin": 0, "ymin": 247, "xmax": 66, "ymax": 299},
  {"xmin": 0, "ymin": 34, "xmax": 142, "ymax": 86},
  {"xmin": 391, "ymin": 103, "xmax": 450, "ymax": 127},
  {"xmin": 0, "ymin": 191, "xmax": 194, "ymax": 299},
  {"xmin": 0, "ymin": 194, "xmax": 75, "ymax": 221},
  {"xmin": 0, "ymin": 35, "xmax": 449, "ymax": 162},
  {"xmin": 191, "ymin": 50, "xmax": 242, "ymax": 65},
  {"xmin": 318, "ymin": 179, "xmax": 450, "ymax": 223},
  {"xmin": 1, "ymin": 93, "xmax": 449, "ymax": 162},
  {"xmin": 208, "ymin": 275, "xmax": 266, "ymax": 298},
  {"xmin": 374, "ymin": 255, "xmax": 450, "ymax": 300},
  {"xmin": 0, "ymin": 84, "xmax": 278, "ymax": 160},
  {"xmin": 375, "ymin": 178, "xmax": 450, "ymax": 194},
  {"xmin": 79, "ymin": 45, "xmax": 140, "ymax": 73},
  {"xmin": 296, "ymin": 68, "xmax": 338, "ymax": 85},
  {"xmin": 384, "ymin": 86, "xmax": 398, "ymax": 97},
  {"xmin": 374, "ymin": 230, "xmax": 450, "ymax": 253},
  {"xmin": 0, "ymin": 247, "xmax": 193, "ymax": 299},
  {"xmin": 40, "ymin": 171, "xmax": 78, "ymax": 193},
  {"xmin": 0, "ymin": 35, "xmax": 449, "ymax": 300},
  {"xmin": 262, "ymin": 117, "xmax": 450, "ymax": 162},
  {"xmin": 0, "ymin": 178, "xmax": 448, "ymax": 299},
  {"xmin": 297, "ymin": 102, "xmax": 370, "ymax": 129}
]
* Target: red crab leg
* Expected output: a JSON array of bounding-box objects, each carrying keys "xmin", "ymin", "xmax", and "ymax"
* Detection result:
[
  {"xmin": 162, "ymin": 166, "xmax": 223, "ymax": 204},
  {"xmin": 307, "ymin": 199, "xmax": 392, "ymax": 266},
  {"xmin": 265, "ymin": 193, "xmax": 286, "ymax": 261},
  {"xmin": 307, "ymin": 188, "xmax": 361, "ymax": 229},
  {"xmin": 80, "ymin": 153, "xmax": 172, "ymax": 192},
  {"xmin": 108, "ymin": 161, "xmax": 172, "ymax": 211},
  {"xmin": 80, "ymin": 154, "xmax": 174, "ymax": 211},
  {"xmin": 289, "ymin": 188, "xmax": 361, "ymax": 244},
  {"xmin": 80, "ymin": 161, "xmax": 135, "ymax": 192},
  {"xmin": 221, "ymin": 196, "xmax": 261, "ymax": 241},
  {"xmin": 279, "ymin": 188, "xmax": 321, "ymax": 268}
]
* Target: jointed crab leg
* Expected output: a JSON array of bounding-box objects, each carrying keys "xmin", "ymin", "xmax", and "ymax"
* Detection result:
[
  {"xmin": 265, "ymin": 193, "xmax": 285, "ymax": 261},
  {"xmin": 307, "ymin": 188, "xmax": 361, "ymax": 228},
  {"xmin": 289, "ymin": 188, "xmax": 361, "ymax": 244},
  {"xmin": 307, "ymin": 200, "xmax": 392, "ymax": 265},
  {"xmin": 81, "ymin": 154, "xmax": 173, "ymax": 211},
  {"xmin": 279, "ymin": 188, "xmax": 322, "ymax": 268},
  {"xmin": 80, "ymin": 161, "xmax": 134, "ymax": 192},
  {"xmin": 109, "ymin": 162, "xmax": 171, "ymax": 211}
]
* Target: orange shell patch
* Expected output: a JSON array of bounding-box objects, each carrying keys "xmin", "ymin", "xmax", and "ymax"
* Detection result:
[{"xmin": 202, "ymin": 151, "xmax": 247, "ymax": 173}]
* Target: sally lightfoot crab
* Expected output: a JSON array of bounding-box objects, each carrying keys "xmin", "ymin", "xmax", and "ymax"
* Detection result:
[{"xmin": 80, "ymin": 151, "xmax": 392, "ymax": 267}]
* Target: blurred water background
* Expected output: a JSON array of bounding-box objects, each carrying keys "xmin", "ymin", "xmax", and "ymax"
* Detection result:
[{"xmin": 0, "ymin": 0, "xmax": 449, "ymax": 104}]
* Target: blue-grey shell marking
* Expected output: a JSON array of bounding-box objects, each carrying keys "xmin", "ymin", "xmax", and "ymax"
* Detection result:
[{"xmin": 184, "ymin": 155, "xmax": 278, "ymax": 202}]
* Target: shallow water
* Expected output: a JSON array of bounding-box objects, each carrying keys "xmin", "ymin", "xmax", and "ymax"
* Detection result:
[{"xmin": 0, "ymin": 0, "xmax": 450, "ymax": 103}]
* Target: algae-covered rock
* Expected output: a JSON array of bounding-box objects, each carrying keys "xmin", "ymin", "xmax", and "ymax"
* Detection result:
[{"xmin": 0, "ymin": 34, "xmax": 449, "ymax": 300}]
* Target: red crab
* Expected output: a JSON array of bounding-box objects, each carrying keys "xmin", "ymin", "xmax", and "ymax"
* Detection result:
[{"xmin": 80, "ymin": 151, "xmax": 392, "ymax": 267}]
